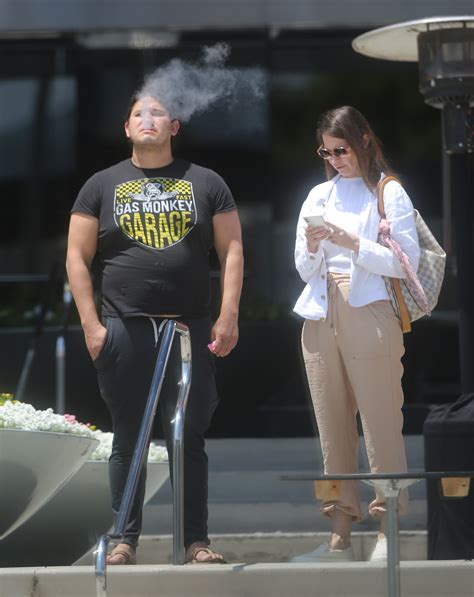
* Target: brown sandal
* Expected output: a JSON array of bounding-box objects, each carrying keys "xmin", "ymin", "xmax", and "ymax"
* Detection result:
[
  {"xmin": 106, "ymin": 543, "xmax": 137, "ymax": 565},
  {"xmin": 185, "ymin": 541, "xmax": 226, "ymax": 564}
]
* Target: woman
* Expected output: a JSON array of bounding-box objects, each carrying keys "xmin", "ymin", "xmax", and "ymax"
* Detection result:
[{"xmin": 292, "ymin": 106, "xmax": 420, "ymax": 563}]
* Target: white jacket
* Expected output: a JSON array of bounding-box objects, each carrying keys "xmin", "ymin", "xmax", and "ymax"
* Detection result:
[{"xmin": 293, "ymin": 175, "xmax": 420, "ymax": 320}]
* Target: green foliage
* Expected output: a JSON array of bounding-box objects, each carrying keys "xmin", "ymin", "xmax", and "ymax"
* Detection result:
[
  {"xmin": 0, "ymin": 393, "xmax": 15, "ymax": 406},
  {"xmin": 0, "ymin": 285, "xmax": 80, "ymax": 328}
]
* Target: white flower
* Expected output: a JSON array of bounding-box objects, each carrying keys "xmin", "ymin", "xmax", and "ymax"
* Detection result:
[
  {"xmin": 0, "ymin": 401, "xmax": 96, "ymax": 436},
  {"xmin": 89, "ymin": 430, "xmax": 168, "ymax": 463},
  {"xmin": 0, "ymin": 400, "xmax": 168, "ymax": 463}
]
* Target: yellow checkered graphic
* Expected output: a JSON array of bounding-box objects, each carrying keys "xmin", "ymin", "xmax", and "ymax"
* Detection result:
[
  {"xmin": 113, "ymin": 176, "xmax": 196, "ymax": 250},
  {"xmin": 116, "ymin": 177, "xmax": 192, "ymax": 200}
]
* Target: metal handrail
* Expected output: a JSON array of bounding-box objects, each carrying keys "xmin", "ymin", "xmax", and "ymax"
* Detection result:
[
  {"xmin": 171, "ymin": 322, "xmax": 192, "ymax": 565},
  {"xmin": 282, "ymin": 470, "xmax": 474, "ymax": 597},
  {"xmin": 95, "ymin": 319, "xmax": 192, "ymax": 597}
]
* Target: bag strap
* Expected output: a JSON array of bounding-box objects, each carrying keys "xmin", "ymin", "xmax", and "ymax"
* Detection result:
[
  {"xmin": 376, "ymin": 175, "xmax": 400, "ymax": 219},
  {"xmin": 376, "ymin": 176, "xmax": 412, "ymax": 334}
]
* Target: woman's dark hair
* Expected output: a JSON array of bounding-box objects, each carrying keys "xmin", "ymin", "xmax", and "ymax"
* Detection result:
[{"xmin": 317, "ymin": 106, "xmax": 394, "ymax": 190}]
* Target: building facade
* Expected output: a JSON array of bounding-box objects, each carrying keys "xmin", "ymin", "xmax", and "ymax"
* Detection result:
[{"xmin": 0, "ymin": 1, "xmax": 469, "ymax": 433}]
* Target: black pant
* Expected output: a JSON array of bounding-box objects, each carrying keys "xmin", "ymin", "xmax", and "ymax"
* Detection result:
[{"xmin": 93, "ymin": 315, "xmax": 218, "ymax": 549}]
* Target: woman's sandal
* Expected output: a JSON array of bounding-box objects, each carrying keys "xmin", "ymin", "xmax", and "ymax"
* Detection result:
[
  {"xmin": 185, "ymin": 541, "xmax": 227, "ymax": 564},
  {"xmin": 106, "ymin": 543, "xmax": 137, "ymax": 565}
]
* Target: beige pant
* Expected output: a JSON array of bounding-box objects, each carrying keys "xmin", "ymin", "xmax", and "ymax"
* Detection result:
[{"xmin": 302, "ymin": 273, "xmax": 408, "ymax": 522}]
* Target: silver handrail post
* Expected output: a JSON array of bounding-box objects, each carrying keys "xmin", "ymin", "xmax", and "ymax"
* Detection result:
[
  {"xmin": 15, "ymin": 348, "xmax": 35, "ymax": 402},
  {"xmin": 55, "ymin": 335, "xmax": 66, "ymax": 414},
  {"xmin": 94, "ymin": 319, "xmax": 178, "ymax": 595},
  {"xmin": 55, "ymin": 280, "xmax": 72, "ymax": 415},
  {"xmin": 384, "ymin": 482, "xmax": 401, "ymax": 597},
  {"xmin": 114, "ymin": 320, "xmax": 176, "ymax": 534},
  {"xmin": 363, "ymin": 478, "xmax": 417, "ymax": 597},
  {"xmin": 172, "ymin": 322, "xmax": 192, "ymax": 565},
  {"xmin": 95, "ymin": 534, "xmax": 110, "ymax": 597}
]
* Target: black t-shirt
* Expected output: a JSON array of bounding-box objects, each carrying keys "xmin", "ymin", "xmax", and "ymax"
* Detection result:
[{"xmin": 72, "ymin": 158, "xmax": 237, "ymax": 317}]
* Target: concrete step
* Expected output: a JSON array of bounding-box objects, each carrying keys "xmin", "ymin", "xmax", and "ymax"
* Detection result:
[
  {"xmin": 2, "ymin": 561, "xmax": 473, "ymax": 597},
  {"xmin": 76, "ymin": 531, "xmax": 428, "ymax": 565},
  {"xmin": 144, "ymin": 436, "xmax": 429, "ymax": 536},
  {"xmin": 143, "ymin": 500, "xmax": 428, "ymax": 536}
]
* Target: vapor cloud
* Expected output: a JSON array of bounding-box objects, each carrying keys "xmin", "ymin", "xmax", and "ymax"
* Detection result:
[{"xmin": 138, "ymin": 42, "xmax": 266, "ymax": 123}]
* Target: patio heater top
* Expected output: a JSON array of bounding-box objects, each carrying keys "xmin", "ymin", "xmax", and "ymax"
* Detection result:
[{"xmin": 352, "ymin": 16, "xmax": 474, "ymax": 153}]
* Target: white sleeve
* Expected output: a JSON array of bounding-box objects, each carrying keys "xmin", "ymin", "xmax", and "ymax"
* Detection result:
[
  {"xmin": 295, "ymin": 195, "xmax": 324, "ymax": 283},
  {"xmin": 354, "ymin": 181, "xmax": 420, "ymax": 278}
]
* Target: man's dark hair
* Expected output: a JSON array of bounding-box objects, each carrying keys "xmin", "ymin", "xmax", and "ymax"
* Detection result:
[{"xmin": 124, "ymin": 91, "xmax": 142, "ymax": 122}]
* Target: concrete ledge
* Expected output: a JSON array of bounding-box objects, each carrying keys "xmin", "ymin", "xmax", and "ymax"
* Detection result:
[
  {"xmin": 2, "ymin": 561, "xmax": 473, "ymax": 597},
  {"xmin": 0, "ymin": 567, "xmax": 36, "ymax": 596}
]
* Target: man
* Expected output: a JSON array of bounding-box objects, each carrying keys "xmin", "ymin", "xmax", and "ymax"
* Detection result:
[{"xmin": 66, "ymin": 92, "xmax": 243, "ymax": 564}]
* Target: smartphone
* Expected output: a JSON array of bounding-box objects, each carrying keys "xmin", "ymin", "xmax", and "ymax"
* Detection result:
[{"xmin": 303, "ymin": 214, "xmax": 330, "ymax": 229}]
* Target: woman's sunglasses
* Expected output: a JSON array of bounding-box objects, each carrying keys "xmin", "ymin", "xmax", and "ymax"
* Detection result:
[{"xmin": 317, "ymin": 146, "xmax": 350, "ymax": 159}]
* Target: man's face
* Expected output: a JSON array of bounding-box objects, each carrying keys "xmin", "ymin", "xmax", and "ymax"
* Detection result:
[{"xmin": 124, "ymin": 97, "xmax": 180, "ymax": 148}]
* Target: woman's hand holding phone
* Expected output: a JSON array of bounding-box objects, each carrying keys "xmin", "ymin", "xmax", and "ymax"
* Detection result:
[
  {"xmin": 304, "ymin": 215, "xmax": 333, "ymax": 254},
  {"xmin": 324, "ymin": 222, "xmax": 360, "ymax": 254},
  {"xmin": 304, "ymin": 215, "xmax": 360, "ymax": 255}
]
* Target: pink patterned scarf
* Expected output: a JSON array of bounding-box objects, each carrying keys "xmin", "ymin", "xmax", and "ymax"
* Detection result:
[{"xmin": 378, "ymin": 218, "xmax": 431, "ymax": 316}]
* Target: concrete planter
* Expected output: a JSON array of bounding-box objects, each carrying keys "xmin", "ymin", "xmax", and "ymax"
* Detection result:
[
  {"xmin": 0, "ymin": 458, "xmax": 169, "ymax": 567},
  {"xmin": 0, "ymin": 429, "xmax": 98, "ymax": 540}
]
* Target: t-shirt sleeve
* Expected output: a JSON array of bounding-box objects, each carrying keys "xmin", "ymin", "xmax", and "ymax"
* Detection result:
[
  {"xmin": 206, "ymin": 169, "xmax": 237, "ymax": 215},
  {"xmin": 71, "ymin": 173, "xmax": 102, "ymax": 218}
]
